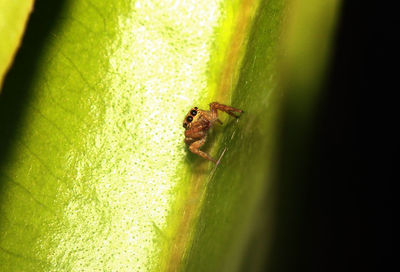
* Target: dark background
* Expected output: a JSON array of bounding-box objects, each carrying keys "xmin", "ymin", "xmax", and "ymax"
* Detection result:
[{"xmin": 265, "ymin": 1, "xmax": 396, "ymax": 271}]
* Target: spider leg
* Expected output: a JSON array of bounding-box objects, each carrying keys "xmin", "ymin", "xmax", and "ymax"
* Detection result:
[
  {"xmin": 209, "ymin": 102, "xmax": 243, "ymax": 119},
  {"xmin": 188, "ymin": 137, "xmax": 216, "ymax": 163}
]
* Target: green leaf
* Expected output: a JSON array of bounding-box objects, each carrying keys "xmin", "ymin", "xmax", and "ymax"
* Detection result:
[
  {"xmin": 0, "ymin": 0, "xmax": 341, "ymax": 271},
  {"xmin": 0, "ymin": 0, "xmax": 34, "ymax": 90}
]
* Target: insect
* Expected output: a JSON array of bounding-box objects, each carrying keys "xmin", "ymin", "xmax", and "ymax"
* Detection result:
[{"xmin": 183, "ymin": 102, "xmax": 243, "ymax": 163}]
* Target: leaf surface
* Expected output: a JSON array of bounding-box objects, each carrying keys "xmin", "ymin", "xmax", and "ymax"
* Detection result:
[
  {"xmin": 0, "ymin": 0, "xmax": 341, "ymax": 271},
  {"xmin": 0, "ymin": 0, "xmax": 34, "ymax": 90}
]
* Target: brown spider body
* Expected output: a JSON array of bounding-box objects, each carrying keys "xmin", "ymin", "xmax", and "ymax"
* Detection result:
[{"xmin": 182, "ymin": 102, "xmax": 243, "ymax": 163}]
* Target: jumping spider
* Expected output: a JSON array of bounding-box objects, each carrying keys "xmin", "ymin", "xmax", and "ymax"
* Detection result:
[{"xmin": 183, "ymin": 102, "xmax": 243, "ymax": 163}]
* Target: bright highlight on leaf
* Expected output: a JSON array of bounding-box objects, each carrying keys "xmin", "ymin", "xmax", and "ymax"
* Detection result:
[{"xmin": 52, "ymin": 1, "xmax": 227, "ymax": 270}]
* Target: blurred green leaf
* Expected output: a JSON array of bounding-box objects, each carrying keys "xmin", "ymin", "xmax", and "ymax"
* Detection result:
[
  {"xmin": 0, "ymin": 0, "xmax": 34, "ymax": 90},
  {"xmin": 0, "ymin": 0, "xmax": 341, "ymax": 271}
]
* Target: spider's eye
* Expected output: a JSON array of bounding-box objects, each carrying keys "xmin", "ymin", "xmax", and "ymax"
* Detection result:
[
  {"xmin": 186, "ymin": 116, "xmax": 193, "ymax": 122},
  {"xmin": 190, "ymin": 110, "xmax": 197, "ymax": 116},
  {"xmin": 183, "ymin": 123, "xmax": 187, "ymax": 128},
  {"xmin": 194, "ymin": 107, "xmax": 198, "ymax": 110}
]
